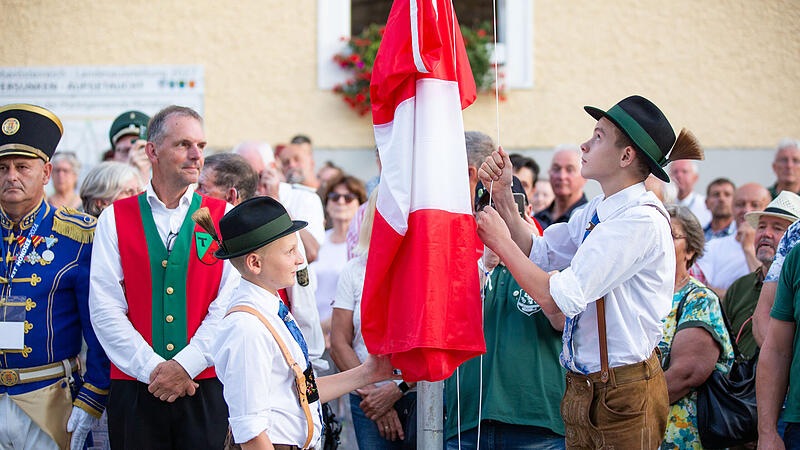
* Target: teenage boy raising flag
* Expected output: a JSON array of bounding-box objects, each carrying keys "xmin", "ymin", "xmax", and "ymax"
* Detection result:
[{"xmin": 476, "ymin": 95, "xmax": 703, "ymax": 448}]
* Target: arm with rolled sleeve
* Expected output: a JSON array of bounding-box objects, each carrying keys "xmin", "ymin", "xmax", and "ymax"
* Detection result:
[
  {"xmin": 548, "ymin": 211, "xmax": 664, "ymax": 318},
  {"xmin": 73, "ymin": 238, "xmax": 111, "ymax": 418},
  {"xmin": 89, "ymin": 206, "xmax": 165, "ymax": 383}
]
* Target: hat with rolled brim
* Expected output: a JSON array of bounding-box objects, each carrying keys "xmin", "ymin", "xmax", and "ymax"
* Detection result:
[
  {"xmin": 0, "ymin": 104, "xmax": 63, "ymax": 162},
  {"xmin": 193, "ymin": 196, "xmax": 306, "ymax": 260},
  {"xmin": 745, "ymin": 191, "xmax": 800, "ymax": 229},
  {"xmin": 584, "ymin": 95, "xmax": 703, "ymax": 183}
]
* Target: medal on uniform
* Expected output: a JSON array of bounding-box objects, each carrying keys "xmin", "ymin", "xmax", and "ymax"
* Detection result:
[
  {"xmin": 26, "ymin": 250, "xmax": 40, "ymax": 265},
  {"xmin": 41, "ymin": 236, "xmax": 57, "ymax": 263}
]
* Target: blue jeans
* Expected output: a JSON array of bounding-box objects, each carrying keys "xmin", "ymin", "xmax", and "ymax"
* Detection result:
[
  {"xmin": 350, "ymin": 392, "xmax": 417, "ymax": 450},
  {"xmin": 446, "ymin": 421, "xmax": 565, "ymax": 450},
  {"xmin": 785, "ymin": 423, "xmax": 800, "ymax": 449}
]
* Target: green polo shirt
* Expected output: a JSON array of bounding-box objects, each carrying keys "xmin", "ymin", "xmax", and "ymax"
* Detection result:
[
  {"xmin": 723, "ymin": 270, "xmax": 763, "ymax": 360},
  {"xmin": 444, "ymin": 265, "xmax": 566, "ymax": 439},
  {"xmin": 771, "ymin": 244, "xmax": 800, "ymax": 422}
]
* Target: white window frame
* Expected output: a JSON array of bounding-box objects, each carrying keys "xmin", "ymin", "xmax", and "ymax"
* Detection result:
[{"xmin": 317, "ymin": 0, "xmax": 533, "ymax": 90}]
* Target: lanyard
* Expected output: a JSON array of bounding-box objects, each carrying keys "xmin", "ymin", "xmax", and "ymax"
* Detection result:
[{"xmin": 1, "ymin": 205, "xmax": 47, "ymax": 297}]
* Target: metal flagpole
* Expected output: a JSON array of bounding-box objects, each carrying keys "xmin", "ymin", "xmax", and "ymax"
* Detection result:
[{"xmin": 417, "ymin": 380, "xmax": 444, "ymax": 449}]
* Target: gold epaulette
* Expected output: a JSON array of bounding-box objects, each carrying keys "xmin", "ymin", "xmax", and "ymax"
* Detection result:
[{"xmin": 52, "ymin": 207, "xmax": 96, "ymax": 244}]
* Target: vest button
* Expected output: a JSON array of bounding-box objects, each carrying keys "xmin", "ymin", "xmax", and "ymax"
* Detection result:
[
  {"xmin": 166, "ymin": 315, "xmax": 174, "ymax": 323},
  {"xmin": 162, "ymin": 260, "xmax": 168, "ymax": 268},
  {"xmin": 166, "ymin": 343, "xmax": 175, "ymax": 351},
  {"xmin": 166, "ymin": 287, "xmax": 174, "ymax": 295}
]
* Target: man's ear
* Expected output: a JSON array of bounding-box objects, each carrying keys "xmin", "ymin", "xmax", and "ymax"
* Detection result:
[
  {"xmin": 42, "ymin": 161, "xmax": 52, "ymax": 185},
  {"xmin": 225, "ymin": 187, "xmax": 239, "ymax": 205},
  {"xmin": 145, "ymin": 142, "xmax": 158, "ymax": 163},
  {"xmin": 468, "ymin": 165, "xmax": 478, "ymax": 182}
]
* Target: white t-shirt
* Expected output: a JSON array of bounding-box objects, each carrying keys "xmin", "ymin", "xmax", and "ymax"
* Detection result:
[
  {"xmin": 310, "ymin": 229, "xmax": 348, "ymax": 321},
  {"xmin": 332, "ymin": 256, "xmax": 368, "ymax": 362},
  {"xmin": 695, "ymin": 233, "xmax": 749, "ymax": 290},
  {"xmin": 677, "ymin": 191, "xmax": 712, "ymax": 229}
]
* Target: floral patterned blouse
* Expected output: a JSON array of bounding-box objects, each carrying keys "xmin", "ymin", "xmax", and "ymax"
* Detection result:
[{"xmin": 658, "ymin": 277, "xmax": 735, "ymax": 449}]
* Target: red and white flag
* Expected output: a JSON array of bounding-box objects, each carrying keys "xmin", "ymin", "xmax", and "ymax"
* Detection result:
[{"xmin": 362, "ymin": 0, "xmax": 485, "ymax": 382}]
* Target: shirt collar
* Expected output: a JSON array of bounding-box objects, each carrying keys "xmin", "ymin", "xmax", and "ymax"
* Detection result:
[
  {"xmin": 0, "ymin": 197, "xmax": 48, "ymax": 231},
  {"xmin": 145, "ymin": 181, "xmax": 195, "ymax": 210},
  {"xmin": 596, "ymin": 182, "xmax": 648, "ymax": 222},
  {"xmin": 237, "ymin": 278, "xmax": 281, "ymax": 317}
]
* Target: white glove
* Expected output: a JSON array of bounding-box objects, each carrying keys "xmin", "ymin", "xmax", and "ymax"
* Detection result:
[{"xmin": 66, "ymin": 406, "xmax": 94, "ymax": 450}]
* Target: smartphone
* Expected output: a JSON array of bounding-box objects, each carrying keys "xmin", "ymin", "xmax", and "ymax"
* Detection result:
[{"xmin": 478, "ymin": 193, "xmax": 527, "ymax": 219}]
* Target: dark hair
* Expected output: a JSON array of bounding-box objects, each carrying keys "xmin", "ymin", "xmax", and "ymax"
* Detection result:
[
  {"xmin": 509, "ymin": 154, "xmax": 540, "ymax": 185},
  {"xmin": 290, "ymin": 134, "xmax": 312, "ymax": 145},
  {"xmin": 706, "ymin": 177, "xmax": 735, "ymax": 197},
  {"xmin": 204, "ymin": 153, "xmax": 259, "ymax": 201},
  {"xmin": 148, "ymin": 105, "xmax": 203, "ymax": 145},
  {"xmin": 322, "ymin": 173, "xmax": 367, "ymax": 207}
]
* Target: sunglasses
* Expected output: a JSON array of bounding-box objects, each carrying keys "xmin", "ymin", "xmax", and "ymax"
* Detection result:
[{"xmin": 328, "ymin": 192, "xmax": 358, "ymax": 203}]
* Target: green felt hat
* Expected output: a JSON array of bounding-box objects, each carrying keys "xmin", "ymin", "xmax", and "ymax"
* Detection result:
[
  {"xmin": 109, "ymin": 110, "xmax": 150, "ymax": 148},
  {"xmin": 585, "ymin": 95, "xmax": 676, "ymax": 182},
  {"xmin": 214, "ymin": 196, "xmax": 307, "ymax": 259}
]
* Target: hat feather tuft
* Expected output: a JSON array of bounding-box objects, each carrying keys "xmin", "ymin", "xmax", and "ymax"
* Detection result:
[
  {"xmin": 667, "ymin": 128, "xmax": 704, "ymax": 163},
  {"xmin": 192, "ymin": 207, "xmax": 220, "ymax": 242}
]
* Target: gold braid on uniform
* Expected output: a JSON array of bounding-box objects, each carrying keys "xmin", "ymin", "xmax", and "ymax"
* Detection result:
[{"xmin": 52, "ymin": 207, "xmax": 96, "ymax": 243}]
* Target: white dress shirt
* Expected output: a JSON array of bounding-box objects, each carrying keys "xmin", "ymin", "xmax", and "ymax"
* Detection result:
[
  {"xmin": 695, "ymin": 233, "xmax": 749, "ymax": 290},
  {"xmin": 531, "ymin": 183, "xmax": 675, "ymax": 373},
  {"xmin": 89, "ymin": 183, "xmax": 240, "ymax": 382},
  {"xmin": 677, "ymin": 191, "xmax": 711, "ymax": 228},
  {"xmin": 214, "ymin": 279, "xmax": 323, "ymax": 447},
  {"xmin": 279, "ymin": 182, "xmax": 325, "ymax": 246}
]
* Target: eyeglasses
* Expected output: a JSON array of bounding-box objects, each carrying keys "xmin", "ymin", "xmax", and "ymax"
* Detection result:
[
  {"xmin": 328, "ymin": 192, "xmax": 358, "ymax": 203},
  {"xmin": 672, "ymin": 234, "xmax": 686, "ymax": 240}
]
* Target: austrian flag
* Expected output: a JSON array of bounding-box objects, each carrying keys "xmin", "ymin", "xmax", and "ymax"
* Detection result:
[{"xmin": 361, "ymin": 0, "xmax": 485, "ymax": 382}]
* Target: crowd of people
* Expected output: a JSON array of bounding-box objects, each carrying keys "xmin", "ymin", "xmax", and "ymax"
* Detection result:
[{"xmin": 1, "ymin": 98, "xmax": 799, "ymax": 450}]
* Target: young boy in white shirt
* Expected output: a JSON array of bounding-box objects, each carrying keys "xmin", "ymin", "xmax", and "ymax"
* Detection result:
[
  {"xmin": 198, "ymin": 196, "xmax": 396, "ymax": 450},
  {"xmin": 476, "ymin": 95, "xmax": 703, "ymax": 448}
]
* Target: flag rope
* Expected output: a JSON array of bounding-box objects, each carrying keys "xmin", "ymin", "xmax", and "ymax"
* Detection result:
[{"xmin": 455, "ymin": 0, "xmax": 502, "ymax": 447}]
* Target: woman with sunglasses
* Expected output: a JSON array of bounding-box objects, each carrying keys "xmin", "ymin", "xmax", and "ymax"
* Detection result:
[{"xmin": 312, "ymin": 174, "xmax": 367, "ymax": 349}]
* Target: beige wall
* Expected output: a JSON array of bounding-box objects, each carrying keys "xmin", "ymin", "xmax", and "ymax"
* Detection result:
[{"xmin": 2, "ymin": 0, "xmax": 799, "ymax": 150}]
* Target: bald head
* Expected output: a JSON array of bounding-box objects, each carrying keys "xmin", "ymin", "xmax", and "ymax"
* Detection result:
[
  {"xmin": 733, "ymin": 183, "xmax": 771, "ymax": 225},
  {"xmin": 549, "ymin": 146, "xmax": 586, "ymax": 200},
  {"xmin": 232, "ymin": 141, "xmax": 274, "ymax": 175}
]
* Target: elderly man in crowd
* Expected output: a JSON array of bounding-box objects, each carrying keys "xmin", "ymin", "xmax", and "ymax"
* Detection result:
[
  {"xmin": 90, "ymin": 106, "xmax": 241, "ymax": 448},
  {"xmin": 770, "ymin": 138, "xmax": 800, "ymax": 199},
  {"xmin": 534, "ymin": 145, "xmax": 587, "ymax": 229},
  {"xmin": 723, "ymin": 192, "xmax": 800, "ymax": 361},
  {"xmin": 196, "ymin": 153, "xmax": 258, "ymax": 206},
  {"xmin": 280, "ymin": 134, "xmax": 319, "ymax": 190},
  {"xmin": 694, "ymin": 183, "xmax": 771, "ymax": 298},
  {"xmin": 670, "ymin": 160, "xmax": 711, "ymax": 227},
  {"xmin": 0, "ymin": 104, "xmax": 110, "ymax": 450},
  {"xmin": 234, "ymin": 140, "xmax": 325, "ymax": 263},
  {"xmin": 704, "ymin": 178, "xmax": 737, "ymax": 241}
]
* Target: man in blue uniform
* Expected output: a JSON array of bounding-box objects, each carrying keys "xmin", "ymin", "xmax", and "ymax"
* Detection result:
[{"xmin": 0, "ymin": 104, "xmax": 110, "ymax": 449}]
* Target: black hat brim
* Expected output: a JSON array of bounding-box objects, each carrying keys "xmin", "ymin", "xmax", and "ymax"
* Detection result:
[
  {"xmin": 584, "ymin": 106, "xmax": 670, "ymax": 182},
  {"xmin": 213, "ymin": 220, "xmax": 307, "ymax": 259}
]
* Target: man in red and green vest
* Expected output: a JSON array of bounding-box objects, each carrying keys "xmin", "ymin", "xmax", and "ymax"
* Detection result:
[{"xmin": 89, "ymin": 105, "xmax": 240, "ymax": 449}]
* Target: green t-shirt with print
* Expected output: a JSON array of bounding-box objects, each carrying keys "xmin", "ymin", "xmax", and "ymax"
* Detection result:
[
  {"xmin": 771, "ymin": 244, "xmax": 800, "ymax": 422},
  {"xmin": 444, "ymin": 265, "xmax": 566, "ymax": 440}
]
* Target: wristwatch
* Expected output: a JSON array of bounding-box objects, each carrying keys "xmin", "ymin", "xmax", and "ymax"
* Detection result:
[{"xmin": 398, "ymin": 381, "xmax": 410, "ymax": 394}]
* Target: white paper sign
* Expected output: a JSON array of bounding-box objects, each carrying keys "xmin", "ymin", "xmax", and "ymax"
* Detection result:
[
  {"xmin": 0, "ymin": 322, "xmax": 24, "ymax": 350},
  {"xmin": 0, "ymin": 65, "xmax": 205, "ymax": 165}
]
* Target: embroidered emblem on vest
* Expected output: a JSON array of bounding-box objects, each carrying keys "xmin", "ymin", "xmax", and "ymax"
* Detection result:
[{"xmin": 514, "ymin": 289, "xmax": 541, "ymax": 316}]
